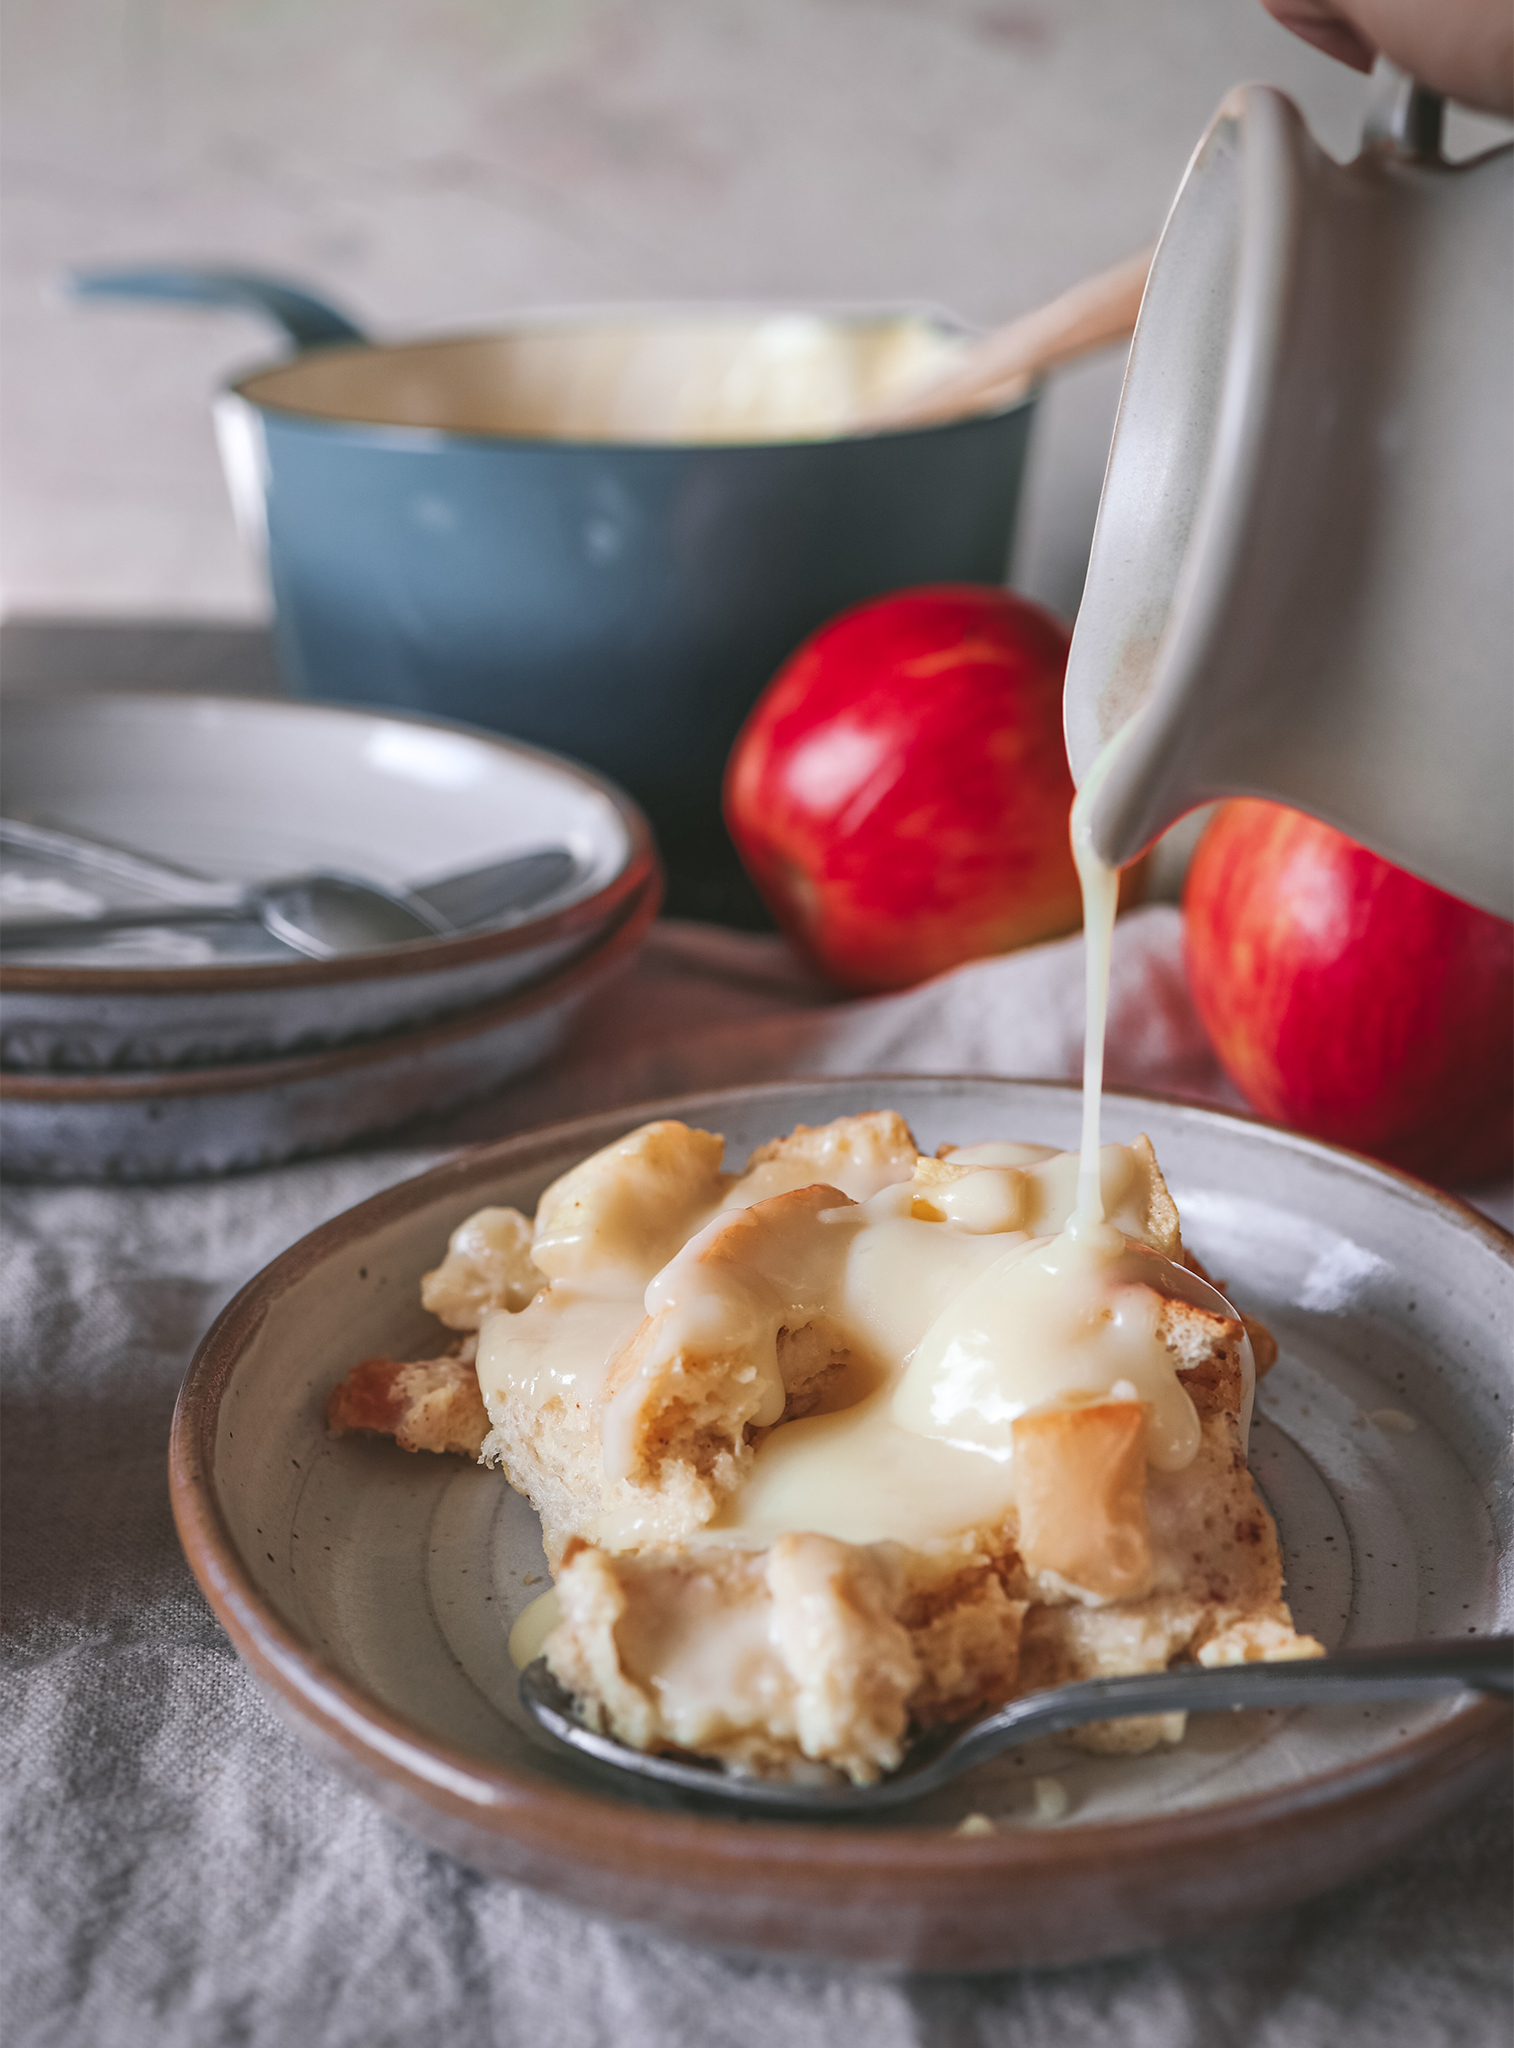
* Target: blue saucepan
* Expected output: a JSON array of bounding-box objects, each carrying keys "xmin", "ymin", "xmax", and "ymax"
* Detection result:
[{"xmin": 73, "ymin": 268, "xmax": 1038, "ymax": 912}]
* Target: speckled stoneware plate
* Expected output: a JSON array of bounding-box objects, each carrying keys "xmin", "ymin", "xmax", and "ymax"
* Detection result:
[
  {"xmin": 169, "ymin": 1077, "xmax": 1513, "ymax": 1970},
  {"xmin": 0, "ymin": 694, "xmax": 656, "ymax": 1069},
  {"xmin": 1, "ymin": 877, "xmax": 656, "ymax": 1181}
]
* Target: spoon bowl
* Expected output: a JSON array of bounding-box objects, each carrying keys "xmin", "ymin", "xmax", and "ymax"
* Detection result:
[{"xmin": 251, "ymin": 871, "xmax": 450, "ymax": 957}]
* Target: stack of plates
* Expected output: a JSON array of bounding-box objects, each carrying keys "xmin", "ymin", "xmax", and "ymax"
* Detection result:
[{"xmin": 0, "ymin": 695, "xmax": 660, "ymax": 1179}]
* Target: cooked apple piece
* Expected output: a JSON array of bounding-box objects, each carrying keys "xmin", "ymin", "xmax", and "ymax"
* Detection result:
[{"xmin": 1015, "ymin": 1400, "xmax": 1154, "ymax": 1602}]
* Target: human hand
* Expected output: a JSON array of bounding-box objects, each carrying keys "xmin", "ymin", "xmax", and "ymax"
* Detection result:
[{"xmin": 1262, "ymin": 0, "xmax": 1513, "ymax": 115}]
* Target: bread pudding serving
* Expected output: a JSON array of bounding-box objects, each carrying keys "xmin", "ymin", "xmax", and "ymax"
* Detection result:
[{"xmin": 327, "ymin": 1108, "xmax": 1321, "ymax": 1785}]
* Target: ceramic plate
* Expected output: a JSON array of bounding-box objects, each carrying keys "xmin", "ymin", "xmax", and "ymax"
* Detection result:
[
  {"xmin": 0, "ymin": 693, "xmax": 656, "ymax": 1069},
  {"xmin": 1, "ymin": 878, "xmax": 656, "ymax": 1181},
  {"xmin": 170, "ymin": 1077, "xmax": 1512, "ymax": 1969}
]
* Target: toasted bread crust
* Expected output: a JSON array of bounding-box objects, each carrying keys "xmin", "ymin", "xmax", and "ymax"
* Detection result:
[{"xmin": 325, "ymin": 1354, "xmax": 489, "ymax": 1459}]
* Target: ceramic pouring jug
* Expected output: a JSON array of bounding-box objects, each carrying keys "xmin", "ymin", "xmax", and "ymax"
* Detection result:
[{"xmin": 1064, "ymin": 69, "xmax": 1513, "ymax": 919}]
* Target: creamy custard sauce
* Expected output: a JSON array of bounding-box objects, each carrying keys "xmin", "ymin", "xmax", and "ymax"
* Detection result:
[
  {"xmin": 475, "ymin": 1134, "xmax": 923, "ymax": 1427},
  {"xmin": 1071, "ymin": 745, "xmax": 1125, "ymax": 1237},
  {"xmin": 701, "ymin": 1132, "xmax": 1210, "ymax": 1548},
  {"xmin": 254, "ymin": 315, "xmax": 968, "ymax": 447},
  {"xmin": 478, "ymin": 1290, "xmax": 639, "ymax": 1413},
  {"xmin": 508, "ymin": 1587, "xmax": 562, "ymax": 1669},
  {"xmin": 893, "ymin": 1234, "xmax": 1203, "ymax": 1471}
]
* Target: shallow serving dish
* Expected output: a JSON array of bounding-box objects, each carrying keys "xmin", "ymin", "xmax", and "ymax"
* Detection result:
[
  {"xmin": 0, "ymin": 693, "xmax": 655, "ymax": 1070},
  {"xmin": 169, "ymin": 1076, "xmax": 1513, "ymax": 1969},
  {"xmin": 1, "ymin": 876, "xmax": 656, "ymax": 1181}
]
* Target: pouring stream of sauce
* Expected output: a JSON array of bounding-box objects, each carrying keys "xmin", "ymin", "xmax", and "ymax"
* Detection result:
[{"xmin": 1069, "ymin": 714, "xmax": 1141, "ymax": 1243}]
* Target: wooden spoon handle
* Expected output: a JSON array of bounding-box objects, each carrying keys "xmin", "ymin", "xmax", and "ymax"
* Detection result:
[{"xmin": 861, "ymin": 244, "xmax": 1155, "ymax": 432}]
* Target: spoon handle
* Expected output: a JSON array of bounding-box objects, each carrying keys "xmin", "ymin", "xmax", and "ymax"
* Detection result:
[
  {"xmin": 930, "ymin": 1636, "xmax": 1513, "ymax": 1791},
  {"xmin": 0, "ymin": 902, "xmax": 251, "ymax": 949},
  {"xmin": 413, "ymin": 846, "xmax": 579, "ymax": 928},
  {"xmin": 0, "ymin": 815, "xmax": 236, "ymax": 900}
]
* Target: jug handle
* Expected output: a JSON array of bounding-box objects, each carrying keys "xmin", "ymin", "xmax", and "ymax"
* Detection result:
[
  {"xmin": 67, "ymin": 266, "xmax": 368, "ymax": 350},
  {"xmin": 1362, "ymin": 62, "xmax": 1444, "ymax": 161}
]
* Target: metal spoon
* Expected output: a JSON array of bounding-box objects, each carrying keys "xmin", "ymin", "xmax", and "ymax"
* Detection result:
[
  {"xmin": 0, "ymin": 818, "xmax": 579, "ymax": 959},
  {"xmin": 0, "ymin": 870, "xmax": 451, "ymax": 957},
  {"xmin": 519, "ymin": 1635, "xmax": 1513, "ymax": 1817}
]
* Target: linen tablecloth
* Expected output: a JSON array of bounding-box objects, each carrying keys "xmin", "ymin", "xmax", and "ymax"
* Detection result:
[{"xmin": 4, "ymin": 904, "xmax": 1509, "ymax": 2046}]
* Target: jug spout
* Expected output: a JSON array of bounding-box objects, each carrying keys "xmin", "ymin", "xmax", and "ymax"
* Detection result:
[{"xmin": 1064, "ymin": 75, "xmax": 1513, "ymax": 920}]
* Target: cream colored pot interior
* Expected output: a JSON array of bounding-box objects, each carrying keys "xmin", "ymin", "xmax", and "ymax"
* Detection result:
[{"xmin": 237, "ymin": 312, "xmax": 970, "ymax": 445}]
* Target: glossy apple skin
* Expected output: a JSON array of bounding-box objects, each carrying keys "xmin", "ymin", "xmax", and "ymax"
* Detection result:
[
  {"xmin": 723, "ymin": 585, "xmax": 1086, "ymax": 992},
  {"xmin": 1184, "ymin": 799, "xmax": 1514, "ymax": 1184}
]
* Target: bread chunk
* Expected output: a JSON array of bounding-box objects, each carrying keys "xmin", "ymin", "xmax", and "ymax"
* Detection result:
[
  {"xmin": 532, "ymin": 1121, "xmax": 729, "ymax": 1284},
  {"xmin": 422, "ymin": 1206, "xmax": 543, "ymax": 1329},
  {"xmin": 598, "ymin": 1184, "xmax": 857, "ymax": 1485},
  {"xmin": 725, "ymin": 1111, "xmax": 919, "ymax": 1207},
  {"xmin": 1130, "ymin": 1135, "xmax": 1183, "ymax": 1258},
  {"xmin": 545, "ymin": 1533, "xmax": 980, "ymax": 1783},
  {"xmin": 325, "ymin": 1354, "xmax": 489, "ymax": 1458},
  {"xmin": 474, "ymin": 1115, "xmax": 926, "ymax": 1564}
]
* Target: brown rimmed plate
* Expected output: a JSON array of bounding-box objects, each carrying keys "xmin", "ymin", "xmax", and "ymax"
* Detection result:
[{"xmin": 168, "ymin": 1076, "xmax": 1513, "ymax": 1969}]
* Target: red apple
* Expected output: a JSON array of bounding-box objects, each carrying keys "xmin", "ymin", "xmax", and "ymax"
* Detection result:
[
  {"xmin": 1184, "ymin": 799, "xmax": 1514, "ymax": 1183},
  {"xmin": 723, "ymin": 584, "xmax": 1100, "ymax": 992}
]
